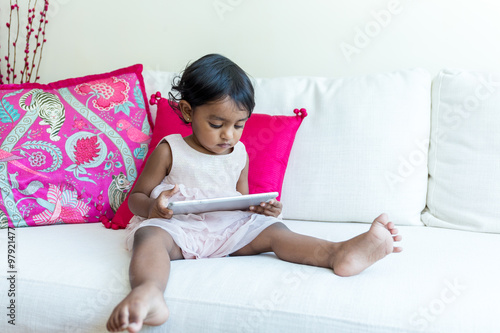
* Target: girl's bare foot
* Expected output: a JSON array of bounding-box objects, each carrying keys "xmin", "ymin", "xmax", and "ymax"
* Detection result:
[
  {"xmin": 331, "ymin": 213, "xmax": 402, "ymax": 277},
  {"xmin": 107, "ymin": 283, "xmax": 169, "ymax": 332}
]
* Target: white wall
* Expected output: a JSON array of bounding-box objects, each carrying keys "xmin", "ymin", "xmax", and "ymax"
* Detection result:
[{"xmin": 3, "ymin": 0, "xmax": 500, "ymax": 83}]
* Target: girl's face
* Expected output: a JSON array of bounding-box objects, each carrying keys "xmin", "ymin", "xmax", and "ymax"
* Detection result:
[{"xmin": 182, "ymin": 97, "xmax": 249, "ymax": 155}]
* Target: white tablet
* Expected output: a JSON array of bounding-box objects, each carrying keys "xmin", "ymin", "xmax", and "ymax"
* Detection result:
[{"xmin": 167, "ymin": 192, "xmax": 279, "ymax": 215}]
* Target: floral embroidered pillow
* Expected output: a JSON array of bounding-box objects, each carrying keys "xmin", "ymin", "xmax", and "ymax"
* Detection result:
[{"xmin": 0, "ymin": 64, "xmax": 152, "ymax": 228}]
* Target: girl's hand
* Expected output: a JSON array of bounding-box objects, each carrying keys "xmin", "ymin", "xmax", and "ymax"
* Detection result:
[
  {"xmin": 148, "ymin": 185, "xmax": 179, "ymax": 219},
  {"xmin": 249, "ymin": 199, "xmax": 282, "ymax": 218}
]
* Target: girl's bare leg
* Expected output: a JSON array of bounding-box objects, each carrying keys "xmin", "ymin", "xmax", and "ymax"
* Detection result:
[
  {"xmin": 107, "ymin": 226, "xmax": 183, "ymax": 332},
  {"xmin": 231, "ymin": 213, "xmax": 402, "ymax": 277}
]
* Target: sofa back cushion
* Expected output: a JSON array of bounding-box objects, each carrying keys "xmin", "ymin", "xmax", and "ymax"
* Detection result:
[
  {"xmin": 422, "ymin": 69, "xmax": 500, "ymax": 233},
  {"xmin": 144, "ymin": 69, "xmax": 431, "ymax": 225}
]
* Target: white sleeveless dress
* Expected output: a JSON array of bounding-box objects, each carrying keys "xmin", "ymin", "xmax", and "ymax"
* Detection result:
[{"xmin": 125, "ymin": 134, "xmax": 280, "ymax": 259}]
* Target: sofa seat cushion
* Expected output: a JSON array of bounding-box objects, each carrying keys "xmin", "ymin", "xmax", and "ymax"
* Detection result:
[{"xmin": 1, "ymin": 222, "xmax": 497, "ymax": 332}]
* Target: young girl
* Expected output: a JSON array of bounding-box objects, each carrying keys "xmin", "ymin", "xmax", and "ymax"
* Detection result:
[{"xmin": 106, "ymin": 54, "xmax": 402, "ymax": 333}]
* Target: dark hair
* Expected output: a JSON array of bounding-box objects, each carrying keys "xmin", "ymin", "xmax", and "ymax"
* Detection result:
[{"xmin": 169, "ymin": 54, "xmax": 255, "ymax": 122}]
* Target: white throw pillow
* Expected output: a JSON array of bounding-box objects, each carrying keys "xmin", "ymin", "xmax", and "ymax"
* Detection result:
[
  {"xmin": 252, "ymin": 69, "xmax": 431, "ymax": 225},
  {"xmin": 422, "ymin": 69, "xmax": 500, "ymax": 233}
]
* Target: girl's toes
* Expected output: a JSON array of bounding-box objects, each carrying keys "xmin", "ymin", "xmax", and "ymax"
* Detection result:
[
  {"xmin": 128, "ymin": 322, "xmax": 142, "ymax": 332},
  {"xmin": 376, "ymin": 213, "xmax": 389, "ymax": 224}
]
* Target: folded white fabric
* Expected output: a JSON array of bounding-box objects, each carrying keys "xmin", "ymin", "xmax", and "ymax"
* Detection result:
[{"xmin": 422, "ymin": 69, "xmax": 500, "ymax": 233}]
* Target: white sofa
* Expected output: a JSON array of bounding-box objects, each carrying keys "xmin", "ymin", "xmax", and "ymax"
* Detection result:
[{"xmin": 1, "ymin": 68, "xmax": 499, "ymax": 333}]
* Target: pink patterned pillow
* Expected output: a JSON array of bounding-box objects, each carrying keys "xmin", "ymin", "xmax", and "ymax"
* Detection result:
[
  {"xmin": 107, "ymin": 93, "xmax": 306, "ymax": 229},
  {"xmin": 0, "ymin": 65, "xmax": 152, "ymax": 228}
]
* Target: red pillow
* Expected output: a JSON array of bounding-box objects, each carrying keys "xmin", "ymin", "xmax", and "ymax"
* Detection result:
[{"xmin": 104, "ymin": 93, "xmax": 306, "ymax": 229}]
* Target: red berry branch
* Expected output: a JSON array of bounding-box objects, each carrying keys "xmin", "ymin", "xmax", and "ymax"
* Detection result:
[{"xmin": 1, "ymin": 0, "xmax": 49, "ymax": 84}]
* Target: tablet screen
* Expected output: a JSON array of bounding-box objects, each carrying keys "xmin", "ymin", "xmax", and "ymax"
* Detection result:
[{"xmin": 167, "ymin": 192, "xmax": 279, "ymax": 215}]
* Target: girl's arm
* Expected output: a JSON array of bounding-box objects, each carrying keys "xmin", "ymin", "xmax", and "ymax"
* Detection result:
[
  {"xmin": 129, "ymin": 142, "xmax": 177, "ymax": 219},
  {"xmin": 237, "ymin": 153, "xmax": 283, "ymax": 218},
  {"xmin": 236, "ymin": 154, "xmax": 250, "ymax": 195}
]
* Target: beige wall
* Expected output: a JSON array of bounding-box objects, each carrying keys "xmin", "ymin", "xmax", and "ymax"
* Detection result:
[{"xmin": 3, "ymin": 0, "xmax": 500, "ymax": 83}]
